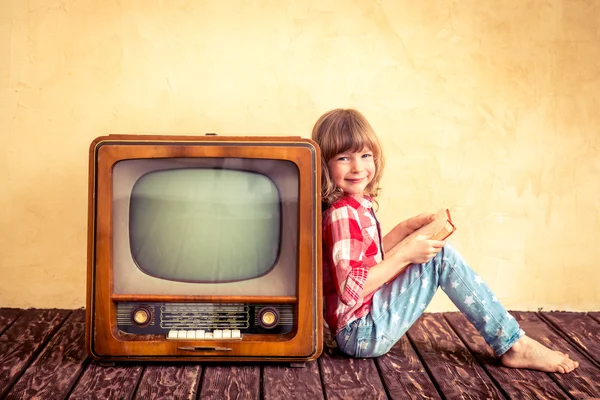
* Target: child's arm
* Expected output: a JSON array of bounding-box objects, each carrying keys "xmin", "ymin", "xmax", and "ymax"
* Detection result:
[
  {"xmin": 363, "ymin": 233, "xmax": 444, "ymax": 296},
  {"xmin": 325, "ymin": 206, "xmax": 445, "ymax": 303},
  {"xmin": 323, "ymin": 206, "xmax": 373, "ymax": 306},
  {"xmin": 382, "ymin": 213, "xmax": 435, "ymax": 253}
]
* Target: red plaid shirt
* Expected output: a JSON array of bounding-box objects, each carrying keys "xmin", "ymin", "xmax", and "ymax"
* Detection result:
[{"xmin": 322, "ymin": 195, "xmax": 383, "ymax": 335}]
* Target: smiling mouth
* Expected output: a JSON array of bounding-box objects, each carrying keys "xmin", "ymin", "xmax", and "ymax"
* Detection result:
[{"xmin": 346, "ymin": 178, "xmax": 365, "ymax": 183}]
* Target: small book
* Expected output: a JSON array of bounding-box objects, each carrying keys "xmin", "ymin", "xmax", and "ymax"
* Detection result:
[
  {"xmin": 407, "ymin": 208, "xmax": 456, "ymax": 241},
  {"xmin": 385, "ymin": 209, "xmax": 456, "ymax": 284}
]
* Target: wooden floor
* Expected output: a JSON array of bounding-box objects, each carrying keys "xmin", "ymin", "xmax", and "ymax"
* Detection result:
[{"xmin": 0, "ymin": 309, "xmax": 599, "ymax": 399}]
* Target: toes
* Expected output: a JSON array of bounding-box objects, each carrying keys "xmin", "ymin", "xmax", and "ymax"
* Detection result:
[
  {"xmin": 557, "ymin": 360, "xmax": 578, "ymax": 374},
  {"xmin": 565, "ymin": 364, "xmax": 574, "ymax": 373},
  {"xmin": 565, "ymin": 358, "xmax": 578, "ymax": 372}
]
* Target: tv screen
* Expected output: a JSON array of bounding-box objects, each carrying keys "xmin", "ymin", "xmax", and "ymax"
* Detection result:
[
  {"xmin": 129, "ymin": 168, "xmax": 281, "ymax": 282},
  {"xmin": 112, "ymin": 157, "xmax": 298, "ymax": 296}
]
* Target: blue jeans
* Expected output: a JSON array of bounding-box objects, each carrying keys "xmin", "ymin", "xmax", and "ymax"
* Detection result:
[{"xmin": 335, "ymin": 243, "xmax": 524, "ymax": 358}]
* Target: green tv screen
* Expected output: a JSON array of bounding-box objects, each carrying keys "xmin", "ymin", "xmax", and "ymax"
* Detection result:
[{"xmin": 129, "ymin": 168, "xmax": 281, "ymax": 282}]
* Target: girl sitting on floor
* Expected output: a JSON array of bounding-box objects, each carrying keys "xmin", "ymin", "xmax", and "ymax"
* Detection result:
[{"xmin": 312, "ymin": 108, "xmax": 578, "ymax": 374}]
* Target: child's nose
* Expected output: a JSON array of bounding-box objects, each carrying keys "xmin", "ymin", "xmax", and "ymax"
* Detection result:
[{"xmin": 351, "ymin": 160, "xmax": 363, "ymax": 173}]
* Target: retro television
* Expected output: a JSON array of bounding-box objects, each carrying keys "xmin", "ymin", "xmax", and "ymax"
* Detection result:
[{"xmin": 86, "ymin": 134, "xmax": 322, "ymax": 363}]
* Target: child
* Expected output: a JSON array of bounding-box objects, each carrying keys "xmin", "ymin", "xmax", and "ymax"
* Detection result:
[{"xmin": 312, "ymin": 108, "xmax": 579, "ymax": 374}]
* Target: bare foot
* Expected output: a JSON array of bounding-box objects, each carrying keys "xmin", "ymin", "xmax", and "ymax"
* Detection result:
[{"xmin": 500, "ymin": 335, "xmax": 579, "ymax": 373}]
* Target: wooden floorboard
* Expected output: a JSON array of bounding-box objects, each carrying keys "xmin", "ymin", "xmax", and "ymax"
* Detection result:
[
  {"xmin": 0, "ymin": 309, "xmax": 23, "ymax": 336},
  {"xmin": 198, "ymin": 364, "xmax": 261, "ymax": 399},
  {"xmin": 539, "ymin": 311, "xmax": 600, "ymax": 367},
  {"xmin": 0, "ymin": 309, "xmax": 598, "ymax": 399},
  {"xmin": 319, "ymin": 344, "xmax": 387, "ymax": 399},
  {"xmin": 375, "ymin": 335, "xmax": 441, "ymax": 400},
  {"xmin": 514, "ymin": 311, "xmax": 600, "ymax": 399},
  {"xmin": 0, "ymin": 308, "xmax": 71, "ymax": 398},
  {"xmin": 133, "ymin": 364, "xmax": 202, "ymax": 400},
  {"xmin": 3, "ymin": 309, "xmax": 87, "ymax": 400},
  {"xmin": 407, "ymin": 313, "xmax": 505, "ymax": 399},
  {"xmin": 445, "ymin": 312, "xmax": 586, "ymax": 399},
  {"xmin": 588, "ymin": 312, "xmax": 600, "ymax": 324},
  {"xmin": 263, "ymin": 360, "xmax": 324, "ymax": 400},
  {"xmin": 68, "ymin": 362, "xmax": 144, "ymax": 399}
]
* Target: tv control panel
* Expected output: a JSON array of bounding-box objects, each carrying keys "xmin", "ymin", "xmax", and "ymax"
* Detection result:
[{"xmin": 116, "ymin": 302, "xmax": 294, "ymax": 337}]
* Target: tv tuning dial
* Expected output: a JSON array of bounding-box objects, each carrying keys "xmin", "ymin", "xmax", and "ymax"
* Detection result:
[
  {"xmin": 132, "ymin": 306, "xmax": 152, "ymax": 327},
  {"xmin": 258, "ymin": 307, "xmax": 280, "ymax": 329}
]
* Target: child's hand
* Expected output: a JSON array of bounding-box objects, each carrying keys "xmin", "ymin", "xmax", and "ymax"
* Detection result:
[
  {"xmin": 390, "ymin": 234, "xmax": 445, "ymax": 265},
  {"xmin": 405, "ymin": 213, "xmax": 435, "ymax": 232},
  {"xmin": 382, "ymin": 212, "xmax": 436, "ymax": 254}
]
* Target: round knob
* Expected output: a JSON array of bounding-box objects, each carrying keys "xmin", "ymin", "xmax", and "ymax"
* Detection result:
[
  {"xmin": 258, "ymin": 307, "xmax": 279, "ymax": 329},
  {"xmin": 132, "ymin": 306, "xmax": 152, "ymax": 327}
]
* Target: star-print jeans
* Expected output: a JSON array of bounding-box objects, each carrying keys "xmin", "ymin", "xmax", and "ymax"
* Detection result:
[{"xmin": 335, "ymin": 242, "xmax": 524, "ymax": 358}]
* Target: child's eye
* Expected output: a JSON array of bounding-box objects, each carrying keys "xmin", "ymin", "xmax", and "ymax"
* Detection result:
[
  {"xmin": 362, "ymin": 153, "xmax": 373, "ymax": 158},
  {"xmin": 337, "ymin": 156, "xmax": 349, "ymax": 161}
]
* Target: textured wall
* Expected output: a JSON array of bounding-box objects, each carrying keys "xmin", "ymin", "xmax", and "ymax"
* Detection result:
[{"xmin": 1, "ymin": 0, "xmax": 598, "ymax": 310}]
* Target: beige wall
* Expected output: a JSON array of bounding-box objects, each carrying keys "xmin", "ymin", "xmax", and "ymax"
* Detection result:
[{"xmin": 1, "ymin": 0, "xmax": 598, "ymax": 311}]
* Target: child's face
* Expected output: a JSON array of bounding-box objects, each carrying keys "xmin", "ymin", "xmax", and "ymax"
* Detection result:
[{"xmin": 327, "ymin": 147, "xmax": 375, "ymax": 197}]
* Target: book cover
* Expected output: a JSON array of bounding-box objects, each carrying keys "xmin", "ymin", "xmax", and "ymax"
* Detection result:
[{"xmin": 407, "ymin": 208, "xmax": 456, "ymax": 241}]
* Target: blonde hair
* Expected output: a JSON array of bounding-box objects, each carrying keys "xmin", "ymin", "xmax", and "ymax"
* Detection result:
[{"xmin": 311, "ymin": 108, "xmax": 385, "ymax": 206}]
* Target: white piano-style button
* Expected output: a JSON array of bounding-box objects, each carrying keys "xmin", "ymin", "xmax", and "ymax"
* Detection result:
[
  {"xmin": 195, "ymin": 330, "xmax": 205, "ymax": 339},
  {"xmin": 205, "ymin": 332, "xmax": 213, "ymax": 339},
  {"xmin": 231, "ymin": 329, "xmax": 241, "ymax": 339},
  {"xmin": 167, "ymin": 330, "xmax": 178, "ymax": 339},
  {"xmin": 177, "ymin": 330, "xmax": 187, "ymax": 339},
  {"xmin": 186, "ymin": 331, "xmax": 196, "ymax": 339},
  {"xmin": 222, "ymin": 329, "xmax": 232, "ymax": 339},
  {"xmin": 213, "ymin": 329, "xmax": 223, "ymax": 339}
]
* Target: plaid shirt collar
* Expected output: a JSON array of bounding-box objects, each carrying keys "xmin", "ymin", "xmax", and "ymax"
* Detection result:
[{"xmin": 337, "ymin": 193, "xmax": 373, "ymax": 210}]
